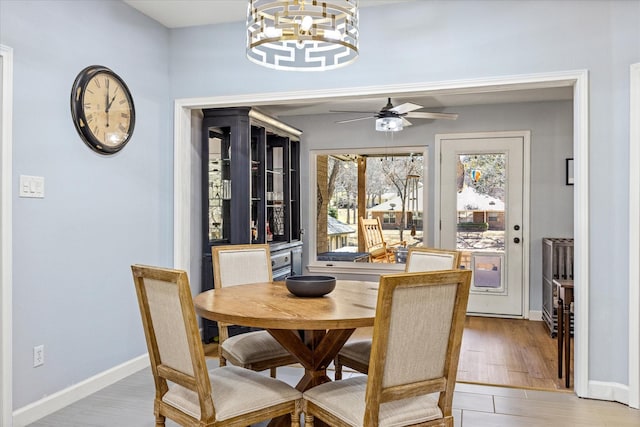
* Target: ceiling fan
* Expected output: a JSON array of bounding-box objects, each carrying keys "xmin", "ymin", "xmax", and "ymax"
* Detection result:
[{"xmin": 333, "ymin": 98, "xmax": 458, "ymax": 132}]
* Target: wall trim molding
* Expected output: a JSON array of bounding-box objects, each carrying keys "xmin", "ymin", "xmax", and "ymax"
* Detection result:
[
  {"xmin": 528, "ymin": 310, "xmax": 543, "ymax": 322},
  {"xmin": 570, "ymin": 69, "xmax": 590, "ymax": 399},
  {"xmin": 174, "ymin": 69, "xmax": 593, "ymax": 399},
  {"xmin": 628, "ymin": 62, "xmax": 640, "ymax": 409},
  {"xmin": 12, "ymin": 355, "xmax": 149, "ymax": 426},
  {"xmin": 0, "ymin": 44, "xmax": 14, "ymax": 427},
  {"xmin": 588, "ymin": 381, "xmax": 629, "ymax": 406}
]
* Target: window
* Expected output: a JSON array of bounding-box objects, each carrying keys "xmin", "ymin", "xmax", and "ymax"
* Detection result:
[
  {"xmin": 313, "ymin": 149, "xmax": 426, "ymax": 264},
  {"xmin": 458, "ymin": 211, "xmax": 474, "ymax": 223},
  {"xmin": 382, "ymin": 212, "xmax": 396, "ymax": 224}
]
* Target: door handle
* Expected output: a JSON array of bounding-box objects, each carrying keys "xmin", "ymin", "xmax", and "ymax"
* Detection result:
[{"xmin": 514, "ymin": 237, "xmax": 521, "ymax": 244}]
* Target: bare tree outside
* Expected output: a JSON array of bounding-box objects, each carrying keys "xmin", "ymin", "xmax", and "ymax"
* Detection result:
[
  {"xmin": 378, "ymin": 155, "xmax": 423, "ymax": 241},
  {"xmin": 460, "ymin": 154, "xmax": 505, "ymax": 201}
]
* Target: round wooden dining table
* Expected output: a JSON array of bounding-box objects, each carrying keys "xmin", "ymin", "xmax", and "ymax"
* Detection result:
[{"xmin": 193, "ymin": 279, "xmax": 378, "ymax": 391}]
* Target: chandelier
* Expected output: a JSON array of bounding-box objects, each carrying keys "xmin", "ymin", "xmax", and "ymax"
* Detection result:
[{"xmin": 246, "ymin": 0, "xmax": 359, "ymax": 71}]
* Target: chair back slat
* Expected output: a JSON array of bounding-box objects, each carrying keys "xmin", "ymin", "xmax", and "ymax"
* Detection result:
[
  {"xmin": 360, "ymin": 217, "xmax": 386, "ymax": 252},
  {"xmin": 212, "ymin": 244, "xmax": 272, "ymax": 288}
]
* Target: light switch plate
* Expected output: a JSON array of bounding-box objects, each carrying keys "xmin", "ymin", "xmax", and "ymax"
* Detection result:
[{"xmin": 19, "ymin": 175, "xmax": 45, "ymax": 198}]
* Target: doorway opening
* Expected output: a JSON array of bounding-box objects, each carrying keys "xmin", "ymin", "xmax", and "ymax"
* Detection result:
[{"xmin": 172, "ymin": 71, "xmax": 589, "ymax": 397}]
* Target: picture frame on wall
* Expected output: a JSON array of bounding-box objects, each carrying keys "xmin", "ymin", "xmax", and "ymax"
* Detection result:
[{"xmin": 566, "ymin": 158, "xmax": 574, "ymax": 185}]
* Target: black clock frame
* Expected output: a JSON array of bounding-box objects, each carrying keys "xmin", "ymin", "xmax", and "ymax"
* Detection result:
[{"xmin": 70, "ymin": 65, "xmax": 136, "ymax": 155}]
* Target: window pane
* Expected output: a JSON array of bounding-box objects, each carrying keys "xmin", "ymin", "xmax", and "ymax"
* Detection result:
[{"xmin": 315, "ymin": 152, "xmax": 424, "ymax": 264}]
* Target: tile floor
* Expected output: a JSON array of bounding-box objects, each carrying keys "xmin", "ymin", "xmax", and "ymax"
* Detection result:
[{"xmin": 28, "ymin": 362, "xmax": 640, "ymax": 426}]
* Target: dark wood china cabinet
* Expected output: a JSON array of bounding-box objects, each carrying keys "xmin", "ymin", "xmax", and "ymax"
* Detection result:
[{"xmin": 201, "ymin": 107, "xmax": 303, "ymax": 342}]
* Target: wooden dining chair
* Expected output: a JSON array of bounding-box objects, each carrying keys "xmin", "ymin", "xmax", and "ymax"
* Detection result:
[
  {"xmin": 359, "ymin": 217, "xmax": 405, "ymax": 263},
  {"xmin": 304, "ymin": 269, "xmax": 471, "ymax": 427},
  {"xmin": 211, "ymin": 244, "xmax": 297, "ymax": 378},
  {"xmin": 131, "ymin": 264, "xmax": 302, "ymax": 427},
  {"xmin": 334, "ymin": 247, "xmax": 462, "ymax": 380}
]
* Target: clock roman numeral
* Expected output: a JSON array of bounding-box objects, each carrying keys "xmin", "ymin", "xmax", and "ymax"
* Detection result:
[
  {"xmin": 118, "ymin": 124, "xmax": 127, "ymax": 132},
  {"xmin": 121, "ymin": 113, "xmax": 129, "ymax": 118},
  {"xmin": 94, "ymin": 79, "xmax": 101, "ymax": 89}
]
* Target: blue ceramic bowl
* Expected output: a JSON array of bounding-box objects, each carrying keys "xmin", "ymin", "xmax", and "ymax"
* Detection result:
[{"xmin": 285, "ymin": 275, "xmax": 336, "ymax": 297}]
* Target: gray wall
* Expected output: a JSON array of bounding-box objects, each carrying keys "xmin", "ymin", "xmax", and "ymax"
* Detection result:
[
  {"xmin": 1, "ymin": 0, "xmax": 638, "ymax": 412},
  {"xmin": 1, "ymin": 1, "xmax": 173, "ymax": 408},
  {"xmin": 283, "ymin": 101, "xmax": 574, "ymax": 313}
]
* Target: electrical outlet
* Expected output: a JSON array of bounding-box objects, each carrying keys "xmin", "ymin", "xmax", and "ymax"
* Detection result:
[{"xmin": 33, "ymin": 345, "xmax": 44, "ymax": 367}]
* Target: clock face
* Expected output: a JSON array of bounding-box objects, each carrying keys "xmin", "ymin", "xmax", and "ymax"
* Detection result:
[{"xmin": 71, "ymin": 66, "xmax": 135, "ymax": 154}]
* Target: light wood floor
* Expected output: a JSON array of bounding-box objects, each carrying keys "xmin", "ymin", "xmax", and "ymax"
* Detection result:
[
  {"xmin": 331, "ymin": 316, "xmax": 573, "ymax": 392},
  {"xmin": 457, "ymin": 316, "xmax": 573, "ymax": 391}
]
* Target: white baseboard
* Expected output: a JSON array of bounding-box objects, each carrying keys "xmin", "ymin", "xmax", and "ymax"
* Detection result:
[
  {"xmin": 588, "ymin": 380, "xmax": 629, "ymax": 406},
  {"xmin": 528, "ymin": 310, "xmax": 543, "ymax": 321},
  {"xmin": 12, "ymin": 354, "xmax": 149, "ymax": 426}
]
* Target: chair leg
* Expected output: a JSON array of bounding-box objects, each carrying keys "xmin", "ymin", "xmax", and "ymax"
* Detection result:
[
  {"xmin": 155, "ymin": 414, "xmax": 166, "ymax": 426},
  {"xmin": 304, "ymin": 413, "xmax": 314, "ymax": 427},
  {"xmin": 334, "ymin": 357, "xmax": 343, "ymax": 380},
  {"xmin": 219, "ymin": 356, "xmax": 227, "ymax": 367},
  {"xmin": 270, "ymin": 367, "xmax": 277, "ymax": 378}
]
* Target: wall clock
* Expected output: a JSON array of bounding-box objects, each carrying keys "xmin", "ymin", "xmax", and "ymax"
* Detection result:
[{"xmin": 70, "ymin": 65, "xmax": 135, "ymax": 155}]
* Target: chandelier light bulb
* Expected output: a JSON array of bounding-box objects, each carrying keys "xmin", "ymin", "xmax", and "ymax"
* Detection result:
[
  {"xmin": 264, "ymin": 26, "xmax": 282, "ymax": 38},
  {"xmin": 300, "ymin": 15, "xmax": 313, "ymax": 32}
]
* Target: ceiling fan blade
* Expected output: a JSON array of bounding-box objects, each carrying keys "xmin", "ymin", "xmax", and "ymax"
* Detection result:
[
  {"xmin": 405, "ymin": 112, "xmax": 459, "ymax": 120},
  {"xmin": 336, "ymin": 116, "xmax": 375, "ymax": 124},
  {"xmin": 390, "ymin": 102, "xmax": 423, "ymax": 114},
  {"xmin": 402, "ymin": 117, "xmax": 413, "ymax": 127},
  {"xmin": 330, "ymin": 110, "xmax": 379, "ymax": 114}
]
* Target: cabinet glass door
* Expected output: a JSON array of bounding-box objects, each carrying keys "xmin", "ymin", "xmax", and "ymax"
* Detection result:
[
  {"xmin": 290, "ymin": 140, "xmax": 301, "ymax": 241},
  {"xmin": 206, "ymin": 129, "xmax": 230, "ymax": 243},
  {"xmin": 266, "ymin": 135, "xmax": 288, "ymax": 242},
  {"xmin": 251, "ymin": 126, "xmax": 265, "ymax": 243}
]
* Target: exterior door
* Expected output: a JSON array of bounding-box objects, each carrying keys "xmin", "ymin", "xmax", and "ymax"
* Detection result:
[{"xmin": 439, "ymin": 134, "xmax": 526, "ymax": 316}]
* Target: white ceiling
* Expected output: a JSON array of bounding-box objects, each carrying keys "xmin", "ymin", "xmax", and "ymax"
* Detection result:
[
  {"xmin": 123, "ymin": 0, "xmax": 411, "ymax": 28},
  {"xmin": 122, "ymin": 0, "xmax": 573, "ymax": 117}
]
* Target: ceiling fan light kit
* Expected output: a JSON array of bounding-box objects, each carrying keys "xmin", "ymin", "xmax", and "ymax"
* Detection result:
[
  {"xmin": 246, "ymin": 0, "xmax": 359, "ymax": 71},
  {"xmin": 376, "ymin": 116, "xmax": 403, "ymax": 132}
]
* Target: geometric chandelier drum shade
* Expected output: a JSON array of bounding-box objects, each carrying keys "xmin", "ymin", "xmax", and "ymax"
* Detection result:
[{"xmin": 246, "ymin": 0, "xmax": 359, "ymax": 71}]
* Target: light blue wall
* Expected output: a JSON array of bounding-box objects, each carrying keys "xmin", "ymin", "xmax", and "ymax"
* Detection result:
[
  {"xmin": 0, "ymin": 0, "xmax": 173, "ymax": 408},
  {"xmin": 168, "ymin": 0, "xmax": 639, "ymax": 386},
  {"xmin": 1, "ymin": 0, "xmax": 638, "ymax": 413}
]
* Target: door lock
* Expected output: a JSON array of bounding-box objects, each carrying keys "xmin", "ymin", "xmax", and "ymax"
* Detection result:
[
  {"xmin": 513, "ymin": 237, "xmax": 521, "ymax": 244},
  {"xmin": 514, "ymin": 225, "xmax": 520, "ymax": 231}
]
